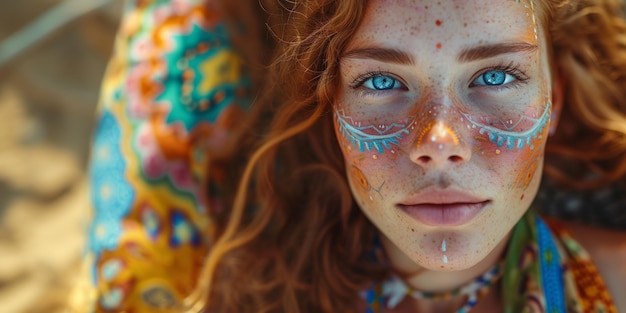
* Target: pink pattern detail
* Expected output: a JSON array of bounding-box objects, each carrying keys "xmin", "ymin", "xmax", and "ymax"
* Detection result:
[{"xmin": 136, "ymin": 125, "xmax": 197, "ymax": 192}]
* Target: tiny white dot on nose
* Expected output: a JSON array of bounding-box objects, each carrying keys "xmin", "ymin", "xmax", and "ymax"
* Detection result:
[{"xmin": 431, "ymin": 136, "xmax": 436, "ymax": 142}]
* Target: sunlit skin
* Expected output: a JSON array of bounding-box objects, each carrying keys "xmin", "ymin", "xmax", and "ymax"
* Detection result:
[{"xmin": 333, "ymin": 0, "xmax": 560, "ymax": 310}]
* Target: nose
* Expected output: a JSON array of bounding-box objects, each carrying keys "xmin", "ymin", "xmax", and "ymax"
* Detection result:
[{"xmin": 410, "ymin": 121, "xmax": 470, "ymax": 167}]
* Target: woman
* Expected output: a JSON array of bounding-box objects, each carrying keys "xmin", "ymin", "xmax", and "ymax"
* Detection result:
[{"xmin": 76, "ymin": 0, "xmax": 626, "ymax": 312}]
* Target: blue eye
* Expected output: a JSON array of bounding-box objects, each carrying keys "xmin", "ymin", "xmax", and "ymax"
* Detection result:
[
  {"xmin": 473, "ymin": 70, "xmax": 515, "ymax": 86},
  {"xmin": 363, "ymin": 74, "xmax": 402, "ymax": 90}
]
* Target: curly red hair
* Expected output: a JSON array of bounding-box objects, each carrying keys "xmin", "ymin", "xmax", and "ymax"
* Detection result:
[{"xmin": 186, "ymin": 0, "xmax": 626, "ymax": 311}]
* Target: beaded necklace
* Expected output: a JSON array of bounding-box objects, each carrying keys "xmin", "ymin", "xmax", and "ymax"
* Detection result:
[{"xmin": 380, "ymin": 261, "xmax": 504, "ymax": 312}]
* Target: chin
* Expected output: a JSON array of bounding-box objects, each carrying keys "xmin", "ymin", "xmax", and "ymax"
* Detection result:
[
  {"xmin": 381, "ymin": 216, "xmax": 511, "ymax": 273},
  {"xmin": 421, "ymin": 234, "xmax": 495, "ymax": 271}
]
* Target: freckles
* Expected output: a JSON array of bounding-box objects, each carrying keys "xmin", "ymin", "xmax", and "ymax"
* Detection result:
[
  {"xmin": 472, "ymin": 125, "xmax": 548, "ymax": 189},
  {"xmin": 462, "ymin": 101, "xmax": 551, "ymax": 151},
  {"xmin": 511, "ymin": 0, "xmax": 539, "ymax": 42},
  {"xmin": 391, "ymin": 0, "xmax": 423, "ymax": 12},
  {"xmin": 465, "ymin": 101, "xmax": 551, "ymax": 190}
]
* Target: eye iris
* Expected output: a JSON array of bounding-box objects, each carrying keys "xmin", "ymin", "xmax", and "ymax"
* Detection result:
[
  {"xmin": 372, "ymin": 75, "xmax": 394, "ymax": 90},
  {"xmin": 483, "ymin": 70, "xmax": 506, "ymax": 85}
]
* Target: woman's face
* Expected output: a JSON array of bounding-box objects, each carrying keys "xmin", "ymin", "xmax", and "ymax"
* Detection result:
[{"xmin": 334, "ymin": 0, "xmax": 555, "ymax": 271}]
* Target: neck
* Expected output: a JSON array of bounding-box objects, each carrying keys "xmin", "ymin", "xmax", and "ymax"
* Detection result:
[
  {"xmin": 380, "ymin": 231, "xmax": 511, "ymax": 311},
  {"xmin": 408, "ymin": 235, "xmax": 508, "ymax": 291}
]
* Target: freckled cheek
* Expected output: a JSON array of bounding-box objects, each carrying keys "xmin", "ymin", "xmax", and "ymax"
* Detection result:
[
  {"xmin": 345, "ymin": 150, "xmax": 401, "ymax": 182},
  {"xmin": 472, "ymin": 130, "xmax": 548, "ymax": 190},
  {"xmin": 344, "ymin": 155, "xmax": 397, "ymax": 205},
  {"xmin": 336, "ymin": 136, "xmax": 405, "ymax": 204},
  {"xmin": 477, "ymin": 141, "xmax": 525, "ymax": 171}
]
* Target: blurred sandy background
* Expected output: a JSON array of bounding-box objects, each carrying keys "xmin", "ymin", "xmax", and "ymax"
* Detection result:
[{"xmin": 0, "ymin": 1, "xmax": 122, "ymax": 312}]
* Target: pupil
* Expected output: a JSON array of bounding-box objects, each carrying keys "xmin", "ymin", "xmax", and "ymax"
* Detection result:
[
  {"xmin": 373, "ymin": 76, "xmax": 394, "ymax": 90},
  {"xmin": 483, "ymin": 71, "xmax": 505, "ymax": 85}
]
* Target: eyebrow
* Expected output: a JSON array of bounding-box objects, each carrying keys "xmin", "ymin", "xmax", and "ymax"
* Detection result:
[
  {"xmin": 341, "ymin": 42, "xmax": 538, "ymax": 65},
  {"xmin": 341, "ymin": 47, "xmax": 415, "ymax": 65},
  {"xmin": 458, "ymin": 42, "xmax": 538, "ymax": 62}
]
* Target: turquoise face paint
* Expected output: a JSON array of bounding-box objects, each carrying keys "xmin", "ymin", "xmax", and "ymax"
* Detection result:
[
  {"xmin": 335, "ymin": 108, "xmax": 414, "ymax": 154},
  {"xmin": 464, "ymin": 101, "xmax": 551, "ymax": 151},
  {"xmin": 335, "ymin": 97, "xmax": 550, "ymax": 157}
]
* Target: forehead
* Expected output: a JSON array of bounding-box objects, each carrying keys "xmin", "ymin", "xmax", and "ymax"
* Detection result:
[{"xmin": 348, "ymin": 0, "xmax": 537, "ymax": 52}]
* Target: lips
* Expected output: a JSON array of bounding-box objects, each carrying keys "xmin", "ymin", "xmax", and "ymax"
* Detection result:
[{"xmin": 396, "ymin": 189, "xmax": 490, "ymax": 226}]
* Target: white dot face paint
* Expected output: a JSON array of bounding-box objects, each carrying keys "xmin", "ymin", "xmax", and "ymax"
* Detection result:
[
  {"xmin": 442, "ymin": 239, "xmax": 449, "ymax": 263},
  {"xmin": 334, "ymin": 0, "xmax": 553, "ymax": 273}
]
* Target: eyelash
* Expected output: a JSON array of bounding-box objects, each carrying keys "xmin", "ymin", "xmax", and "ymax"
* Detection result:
[
  {"xmin": 348, "ymin": 62, "xmax": 530, "ymax": 95},
  {"xmin": 471, "ymin": 62, "xmax": 530, "ymax": 90},
  {"xmin": 349, "ymin": 70, "xmax": 405, "ymax": 96}
]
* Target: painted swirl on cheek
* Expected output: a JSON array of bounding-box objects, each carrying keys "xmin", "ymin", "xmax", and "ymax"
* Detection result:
[
  {"xmin": 353, "ymin": 165, "xmax": 370, "ymax": 190},
  {"xmin": 349, "ymin": 164, "xmax": 386, "ymax": 201}
]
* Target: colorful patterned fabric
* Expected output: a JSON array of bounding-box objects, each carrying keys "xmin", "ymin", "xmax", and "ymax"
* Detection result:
[
  {"xmin": 363, "ymin": 211, "xmax": 617, "ymax": 312},
  {"xmin": 502, "ymin": 212, "xmax": 616, "ymax": 313},
  {"xmin": 73, "ymin": 0, "xmax": 250, "ymax": 311}
]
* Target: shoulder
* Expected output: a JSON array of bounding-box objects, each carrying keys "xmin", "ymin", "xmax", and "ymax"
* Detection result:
[{"xmin": 559, "ymin": 220, "xmax": 626, "ymax": 310}]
